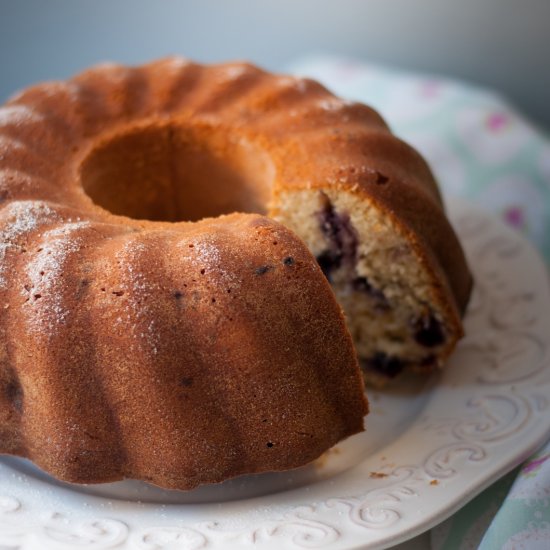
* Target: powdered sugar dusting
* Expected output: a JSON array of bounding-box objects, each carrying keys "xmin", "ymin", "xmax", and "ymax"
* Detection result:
[
  {"xmin": 295, "ymin": 78, "xmax": 308, "ymax": 93},
  {"xmin": 0, "ymin": 200, "xmax": 61, "ymax": 289},
  {"xmin": 167, "ymin": 57, "xmax": 191, "ymax": 70},
  {"xmin": 36, "ymin": 81, "xmax": 80, "ymax": 103},
  {"xmin": 0, "ymin": 168, "xmax": 48, "ymax": 193},
  {"xmin": 0, "ymin": 200, "xmax": 59, "ymax": 243},
  {"xmin": 75, "ymin": 62, "xmax": 129, "ymax": 93},
  {"xmin": 0, "ymin": 133, "xmax": 60, "ymax": 166},
  {"xmin": 194, "ymin": 240, "xmax": 221, "ymax": 266},
  {"xmin": 276, "ymin": 76, "xmax": 308, "ymax": 93},
  {"xmin": 114, "ymin": 238, "xmax": 161, "ymax": 355},
  {"xmin": 23, "ymin": 221, "xmax": 90, "ymax": 333},
  {"xmin": 0, "ymin": 105, "xmax": 45, "ymax": 128},
  {"xmin": 180, "ymin": 238, "xmax": 241, "ymax": 288},
  {"xmin": 0, "ymin": 136, "xmax": 27, "ymax": 160},
  {"xmin": 157, "ymin": 57, "xmax": 192, "ymax": 80},
  {"xmin": 0, "ymin": 244, "xmax": 12, "ymax": 290},
  {"xmin": 317, "ymin": 98, "xmax": 347, "ymax": 111},
  {"xmin": 223, "ymin": 65, "xmax": 250, "ymax": 80},
  {"xmin": 10, "ymin": 81, "xmax": 81, "ymax": 106}
]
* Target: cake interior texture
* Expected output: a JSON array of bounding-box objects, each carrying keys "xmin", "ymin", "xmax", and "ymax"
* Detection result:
[{"xmin": 273, "ymin": 189, "xmax": 456, "ymax": 385}]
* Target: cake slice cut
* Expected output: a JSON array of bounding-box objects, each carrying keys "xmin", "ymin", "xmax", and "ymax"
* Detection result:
[{"xmin": 269, "ymin": 113, "xmax": 472, "ymax": 386}]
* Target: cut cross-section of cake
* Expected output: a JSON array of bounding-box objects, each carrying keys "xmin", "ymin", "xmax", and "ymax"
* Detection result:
[{"xmin": 270, "ymin": 120, "xmax": 472, "ymax": 386}]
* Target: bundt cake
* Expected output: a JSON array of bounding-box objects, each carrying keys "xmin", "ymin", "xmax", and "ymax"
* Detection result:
[{"xmin": 0, "ymin": 56, "xmax": 471, "ymax": 489}]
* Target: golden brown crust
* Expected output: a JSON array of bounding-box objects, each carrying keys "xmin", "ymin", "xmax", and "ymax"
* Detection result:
[
  {"xmin": 0, "ymin": 206, "xmax": 367, "ymax": 489},
  {"xmin": 0, "ymin": 58, "xmax": 370, "ymax": 490}
]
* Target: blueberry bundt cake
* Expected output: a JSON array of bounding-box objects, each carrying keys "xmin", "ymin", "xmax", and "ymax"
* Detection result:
[{"xmin": 0, "ymin": 57, "xmax": 470, "ymax": 489}]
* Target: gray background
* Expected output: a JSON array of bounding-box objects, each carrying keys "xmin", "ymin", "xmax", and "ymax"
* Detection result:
[{"xmin": 1, "ymin": 0, "xmax": 549, "ymax": 129}]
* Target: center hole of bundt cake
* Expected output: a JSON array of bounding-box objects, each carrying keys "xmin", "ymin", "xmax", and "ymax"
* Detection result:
[{"xmin": 79, "ymin": 123, "xmax": 274, "ymax": 222}]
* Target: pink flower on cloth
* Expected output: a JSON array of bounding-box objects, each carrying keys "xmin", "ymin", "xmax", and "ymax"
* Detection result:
[
  {"xmin": 457, "ymin": 107, "xmax": 531, "ymax": 165},
  {"xmin": 419, "ymin": 80, "xmax": 442, "ymax": 99},
  {"xmin": 486, "ymin": 112, "xmax": 510, "ymax": 133},
  {"xmin": 477, "ymin": 174, "xmax": 546, "ymax": 248},
  {"xmin": 503, "ymin": 205, "xmax": 526, "ymax": 230},
  {"xmin": 521, "ymin": 452, "xmax": 550, "ymax": 478}
]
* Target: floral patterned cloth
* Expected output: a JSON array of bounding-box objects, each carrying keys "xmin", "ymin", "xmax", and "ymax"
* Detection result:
[{"xmin": 287, "ymin": 55, "xmax": 550, "ymax": 549}]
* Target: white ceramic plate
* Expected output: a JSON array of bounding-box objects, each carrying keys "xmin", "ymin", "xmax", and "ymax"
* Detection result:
[{"xmin": 1, "ymin": 200, "xmax": 549, "ymax": 550}]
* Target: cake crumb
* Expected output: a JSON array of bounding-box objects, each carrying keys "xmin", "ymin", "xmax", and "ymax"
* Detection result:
[
  {"xmin": 314, "ymin": 446, "xmax": 341, "ymax": 469},
  {"xmin": 369, "ymin": 471, "xmax": 388, "ymax": 479}
]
